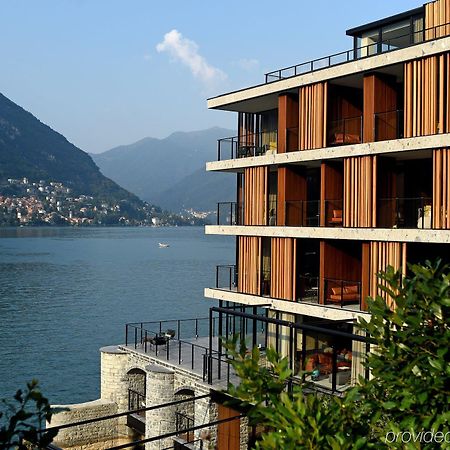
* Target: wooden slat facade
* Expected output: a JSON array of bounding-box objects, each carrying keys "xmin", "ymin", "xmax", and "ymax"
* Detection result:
[
  {"xmin": 299, "ymin": 82, "xmax": 327, "ymax": 150},
  {"xmin": 343, "ymin": 156, "xmax": 377, "ymax": 227},
  {"xmin": 366, "ymin": 242, "xmax": 407, "ymax": 310},
  {"xmin": 238, "ymin": 112, "xmax": 259, "ymax": 145},
  {"xmin": 278, "ymin": 93, "xmax": 299, "ymax": 153},
  {"xmin": 243, "ymin": 167, "xmax": 268, "ymax": 226},
  {"xmin": 238, "ymin": 236, "xmax": 261, "ymax": 295},
  {"xmin": 404, "ymin": 53, "xmax": 450, "ymax": 137},
  {"xmin": 425, "ymin": 0, "xmax": 450, "ymax": 39},
  {"xmin": 270, "ymin": 238, "xmax": 296, "ymax": 300},
  {"xmin": 433, "ymin": 148, "xmax": 450, "ymax": 228}
]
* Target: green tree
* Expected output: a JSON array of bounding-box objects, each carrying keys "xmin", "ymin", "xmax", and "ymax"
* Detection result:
[
  {"xmin": 225, "ymin": 260, "xmax": 449, "ymax": 449},
  {"xmin": 0, "ymin": 380, "xmax": 59, "ymax": 449}
]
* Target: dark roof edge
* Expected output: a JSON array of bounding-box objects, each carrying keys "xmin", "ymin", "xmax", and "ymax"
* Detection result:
[{"xmin": 346, "ymin": 6, "xmax": 424, "ymax": 37}]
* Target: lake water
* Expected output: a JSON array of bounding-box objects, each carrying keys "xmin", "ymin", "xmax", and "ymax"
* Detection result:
[{"xmin": 0, "ymin": 227, "xmax": 234, "ymax": 405}]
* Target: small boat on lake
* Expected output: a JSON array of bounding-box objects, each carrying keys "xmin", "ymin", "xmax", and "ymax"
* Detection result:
[{"xmin": 158, "ymin": 242, "xmax": 170, "ymax": 248}]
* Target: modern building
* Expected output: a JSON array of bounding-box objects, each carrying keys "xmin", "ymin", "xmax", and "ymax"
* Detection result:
[{"xmin": 50, "ymin": 1, "xmax": 450, "ymax": 449}]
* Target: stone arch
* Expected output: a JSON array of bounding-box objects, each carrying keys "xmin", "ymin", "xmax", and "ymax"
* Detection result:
[{"xmin": 174, "ymin": 387, "xmax": 195, "ymax": 442}]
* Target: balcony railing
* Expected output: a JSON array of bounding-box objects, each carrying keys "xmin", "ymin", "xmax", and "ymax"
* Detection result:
[
  {"xmin": 324, "ymin": 278, "xmax": 361, "ymax": 309},
  {"xmin": 285, "ymin": 200, "xmax": 320, "ymax": 226},
  {"xmin": 377, "ymin": 197, "xmax": 432, "ymax": 229},
  {"xmin": 264, "ymin": 22, "xmax": 450, "ymax": 83},
  {"xmin": 217, "ymin": 202, "xmax": 243, "ymax": 225},
  {"xmin": 374, "ymin": 110, "xmax": 404, "ymax": 141},
  {"xmin": 296, "ymin": 275, "xmax": 319, "ymax": 303},
  {"xmin": 216, "ymin": 264, "xmax": 237, "ymax": 291},
  {"xmin": 327, "ymin": 116, "xmax": 363, "ymax": 146},
  {"xmin": 128, "ymin": 388, "xmax": 146, "ymax": 416},
  {"xmin": 217, "ymin": 130, "xmax": 277, "ymax": 161},
  {"xmin": 175, "ymin": 411, "xmax": 194, "ymax": 443}
]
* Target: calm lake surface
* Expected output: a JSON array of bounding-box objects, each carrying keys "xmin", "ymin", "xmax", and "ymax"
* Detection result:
[{"xmin": 0, "ymin": 227, "xmax": 234, "ymax": 404}]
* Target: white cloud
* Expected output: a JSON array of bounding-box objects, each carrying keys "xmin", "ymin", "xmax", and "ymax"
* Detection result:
[
  {"xmin": 156, "ymin": 29, "xmax": 226, "ymax": 85},
  {"xmin": 234, "ymin": 58, "xmax": 259, "ymax": 71}
]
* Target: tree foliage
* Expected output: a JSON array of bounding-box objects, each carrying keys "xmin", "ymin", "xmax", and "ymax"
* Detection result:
[
  {"xmin": 225, "ymin": 260, "xmax": 450, "ymax": 449},
  {"xmin": 0, "ymin": 380, "xmax": 60, "ymax": 449}
]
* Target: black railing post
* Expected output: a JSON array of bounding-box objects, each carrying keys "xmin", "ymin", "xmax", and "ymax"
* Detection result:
[
  {"xmin": 191, "ymin": 345, "xmax": 195, "ymax": 370},
  {"xmin": 216, "ymin": 266, "xmax": 219, "ymax": 289},
  {"xmin": 177, "ymin": 320, "xmax": 181, "ymax": 340},
  {"xmin": 178, "ymin": 340, "xmax": 182, "ymax": 364},
  {"xmin": 208, "ymin": 309, "xmax": 213, "ymax": 384},
  {"xmin": 331, "ymin": 345, "xmax": 337, "ymax": 392},
  {"xmin": 140, "ymin": 322, "xmax": 143, "ymax": 344},
  {"xmin": 289, "ymin": 327, "xmax": 294, "ymax": 373},
  {"xmin": 134, "ymin": 327, "xmax": 137, "ymax": 349},
  {"xmin": 166, "ymin": 339, "xmax": 170, "ymax": 360},
  {"xmin": 125, "ymin": 325, "xmax": 128, "ymax": 346},
  {"xmin": 217, "ymin": 140, "xmax": 220, "ymax": 161},
  {"xmin": 252, "ymin": 306, "xmax": 257, "ymax": 349},
  {"xmin": 195, "ymin": 318, "xmax": 198, "ymax": 338},
  {"xmin": 420, "ymin": 197, "xmax": 424, "ymax": 229},
  {"xmin": 144, "ymin": 331, "xmax": 148, "ymax": 353}
]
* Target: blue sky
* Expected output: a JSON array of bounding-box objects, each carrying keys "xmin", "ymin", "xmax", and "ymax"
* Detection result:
[{"xmin": 0, "ymin": 0, "xmax": 419, "ymax": 153}]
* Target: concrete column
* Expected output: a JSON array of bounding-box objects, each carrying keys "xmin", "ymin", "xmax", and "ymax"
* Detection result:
[{"xmin": 145, "ymin": 364, "xmax": 175, "ymax": 450}]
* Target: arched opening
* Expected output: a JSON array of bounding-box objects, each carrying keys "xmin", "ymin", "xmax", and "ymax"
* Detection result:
[
  {"xmin": 174, "ymin": 388, "xmax": 195, "ymax": 444},
  {"xmin": 126, "ymin": 368, "xmax": 146, "ymax": 412}
]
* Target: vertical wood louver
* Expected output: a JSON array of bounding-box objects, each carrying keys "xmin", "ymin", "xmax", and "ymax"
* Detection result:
[
  {"xmin": 243, "ymin": 167, "xmax": 268, "ymax": 225},
  {"xmin": 298, "ymin": 82, "xmax": 327, "ymax": 150},
  {"xmin": 270, "ymin": 238, "xmax": 296, "ymax": 300},
  {"xmin": 367, "ymin": 242, "xmax": 407, "ymax": 310},
  {"xmin": 433, "ymin": 148, "xmax": 450, "ymax": 228},
  {"xmin": 425, "ymin": 0, "xmax": 450, "ymax": 39},
  {"xmin": 238, "ymin": 236, "xmax": 261, "ymax": 295},
  {"xmin": 404, "ymin": 53, "xmax": 450, "ymax": 137},
  {"xmin": 343, "ymin": 156, "xmax": 377, "ymax": 227},
  {"xmin": 238, "ymin": 112, "xmax": 259, "ymax": 145}
]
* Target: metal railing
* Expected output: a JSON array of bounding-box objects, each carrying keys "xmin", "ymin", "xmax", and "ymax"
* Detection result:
[
  {"xmin": 216, "ymin": 202, "xmax": 243, "ymax": 225},
  {"xmin": 327, "ymin": 116, "xmax": 363, "ymax": 146},
  {"xmin": 377, "ymin": 197, "xmax": 432, "ymax": 229},
  {"xmin": 324, "ymin": 278, "xmax": 362, "ymax": 309},
  {"xmin": 217, "ymin": 130, "xmax": 277, "ymax": 160},
  {"xmin": 128, "ymin": 389, "xmax": 146, "ymax": 416},
  {"xmin": 296, "ymin": 275, "xmax": 319, "ymax": 303},
  {"xmin": 374, "ymin": 109, "xmax": 404, "ymax": 141},
  {"xmin": 216, "ymin": 264, "xmax": 237, "ymax": 290},
  {"xmin": 284, "ymin": 200, "xmax": 320, "ymax": 226},
  {"xmin": 175, "ymin": 411, "xmax": 194, "ymax": 443},
  {"xmin": 264, "ymin": 22, "xmax": 450, "ymax": 83}
]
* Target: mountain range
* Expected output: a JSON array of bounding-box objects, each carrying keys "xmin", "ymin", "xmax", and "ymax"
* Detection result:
[
  {"xmin": 0, "ymin": 92, "xmax": 139, "ymax": 205},
  {"xmin": 92, "ymin": 127, "xmax": 236, "ymax": 213}
]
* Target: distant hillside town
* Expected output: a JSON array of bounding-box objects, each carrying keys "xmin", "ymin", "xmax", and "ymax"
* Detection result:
[{"xmin": 0, "ymin": 178, "xmax": 207, "ymax": 227}]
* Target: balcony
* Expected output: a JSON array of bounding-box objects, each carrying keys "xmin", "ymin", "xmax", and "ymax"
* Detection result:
[
  {"xmin": 323, "ymin": 279, "xmax": 362, "ymax": 309},
  {"xmin": 374, "ymin": 110, "xmax": 404, "ymax": 141},
  {"xmin": 217, "ymin": 130, "xmax": 277, "ymax": 161},
  {"xmin": 327, "ymin": 116, "xmax": 362, "ymax": 146},
  {"xmin": 125, "ymin": 308, "xmax": 369, "ymax": 395},
  {"xmin": 377, "ymin": 197, "xmax": 433, "ymax": 229},
  {"xmin": 216, "ymin": 201, "xmax": 277, "ymax": 226},
  {"xmin": 263, "ymin": 21, "xmax": 448, "ymax": 83},
  {"xmin": 285, "ymin": 200, "xmax": 320, "ymax": 227},
  {"xmin": 214, "ymin": 266, "xmax": 364, "ymax": 312}
]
